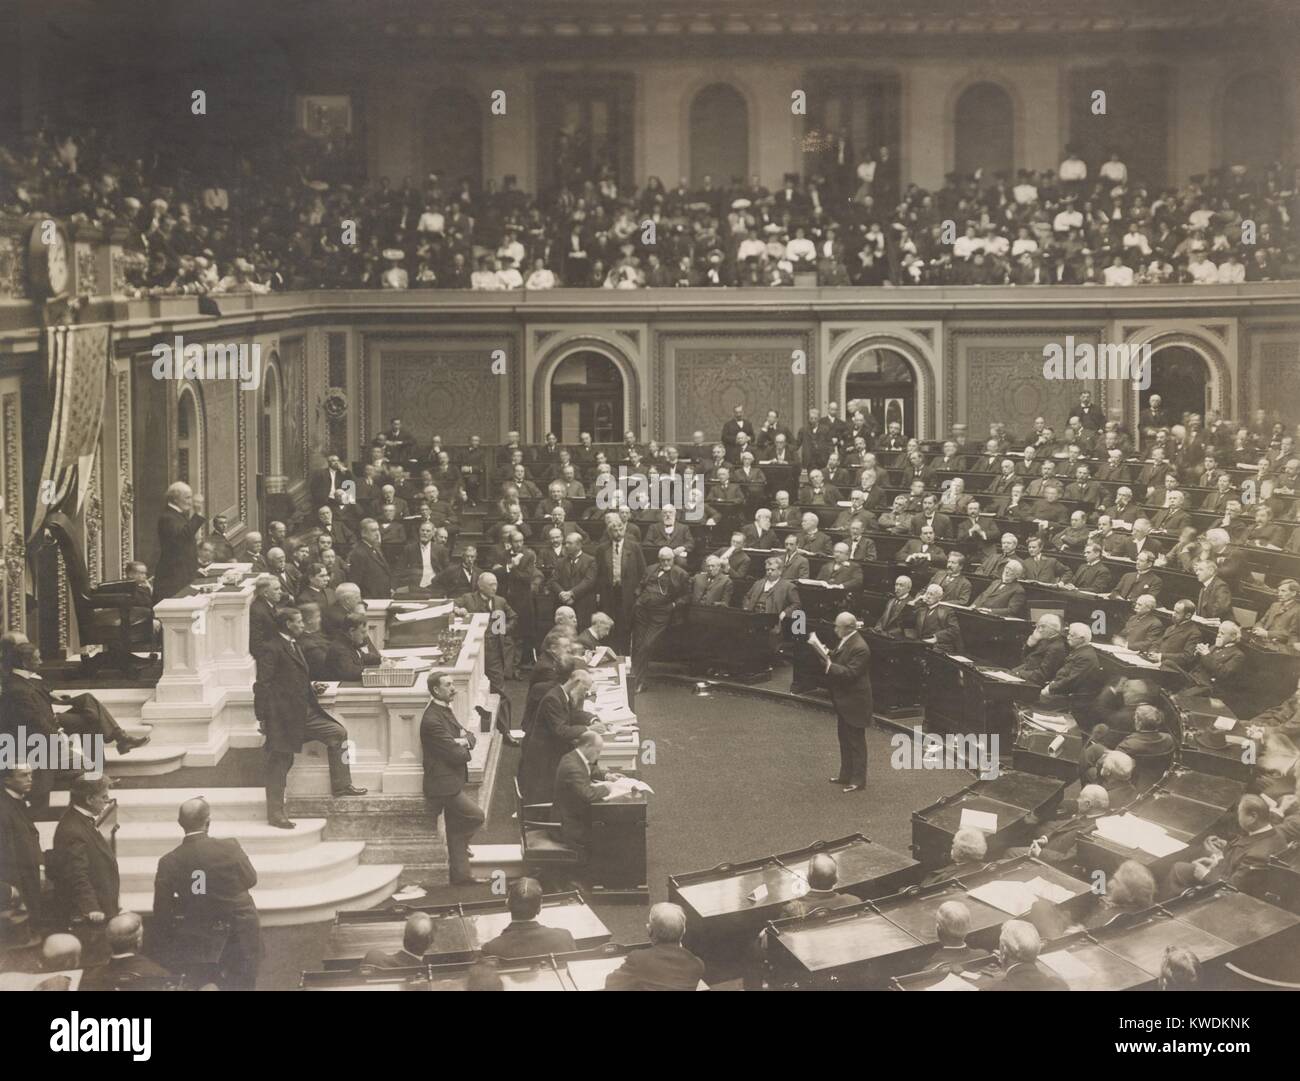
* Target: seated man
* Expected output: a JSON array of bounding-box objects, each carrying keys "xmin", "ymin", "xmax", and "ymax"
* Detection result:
[
  {"xmin": 910, "ymin": 583, "xmax": 964, "ymax": 653},
  {"xmin": 921, "ymin": 901, "xmax": 987, "ymax": 973},
  {"xmin": 1016, "ymin": 784, "xmax": 1110, "ymax": 866},
  {"xmin": 323, "ymin": 613, "xmax": 383, "ymax": 682},
  {"xmin": 479, "ymin": 877, "xmax": 578, "ymax": 960},
  {"xmin": 898, "ymin": 525, "xmax": 946, "ymax": 568},
  {"xmin": 79, "ymin": 912, "xmax": 170, "ymax": 990},
  {"xmin": 1116, "ymin": 703, "xmax": 1176, "ymax": 761},
  {"xmin": 801, "ymin": 854, "xmax": 861, "ymax": 911},
  {"xmin": 576, "ymin": 612, "xmax": 617, "ymax": 653},
  {"xmin": 0, "ymin": 636, "xmax": 149, "ymax": 805},
  {"xmin": 920, "ymin": 827, "xmax": 988, "ymax": 886},
  {"xmin": 605, "ymin": 902, "xmax": 705, "ymax": 991},
  {"xmin": 553, "ymin": 729, "xmax": 618, "ymax": 854},
  {"xmin": 1252, "ymin": 578, "xmax": 1300, "ymax": 649},
  {"xmin": 819, "ymin": 543, "xmax": 864, "ymax": 589},
  {"xmin": 1167, "ymin": 795, "xmax": 1290, "ymax": 895},
  {"xmin": 1011, "ymin": 614, "xmax": 1068, "ymax": 684},
  {"xmin": 1187, "ymin": 621, "xmax": 1246, "ymax": 693},
  {"xmin": 1113, "ymin": 550, "xmax": 1163, "ymax": 603},
  {"xmin": 1039, "ymin": 623, "xmax": 1105, "ymax": 714},
  {"xmin": 1066, "ymin": 542, "xmax": 1114, "ymax": 593},
  {"xmin": 872, "ymin": 575, "xmax": 914, "ymax": 639},
  {"xmin": 690, "ymin": 555, "xmax": 734, "ymax": 606},
  {"xmin": 1118, "ymin": 594, "xmax": 1165, "ymax": 654},
  {"xmin": 362, "ymin": 914, "xmax": 435, "ymax": 969},
  {"xmin": 983, "ymin": 920, "xmax": 1069, "ymax": 991},
  {"xmin": 972, "ymin": 560, "xmax": 1029, "ymax": 618}
]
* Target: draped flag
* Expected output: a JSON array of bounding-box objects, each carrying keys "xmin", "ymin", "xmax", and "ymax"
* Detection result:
[{"xmin": 28, "ymin": 323, "xmax": 110, "ymax": 541}]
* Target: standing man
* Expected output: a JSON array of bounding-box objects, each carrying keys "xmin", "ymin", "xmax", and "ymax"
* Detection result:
[
  {"xmin": 419, "ymin": 672, "xmax": 486, "ymax": 886},
  {"xmin": 151, "ymin": 797, "xmax": 261, "ymax": 990},
  {"xmin": 721, "ymin": 404, "xmax": 755, "ymax": 463},
  {"xmin": 153, "ymin": 481, "xmax": 204, "ymax": 601},
  {"xmin": 810, "ymin": 612, "xmax": 873, "ymax": 793},
  {"xmin": 596, "ymin": 512, "xmax": 645, "ymax": 654},
  {"xmin": 48, "ymin": 775, "xmax": 119, "ymax": 959},
  {"xmin": 0, "ymin": 765, "xmax": 42, "ymax": 929},
  {"xmin": 551, "ymin": 533, "xmax": 599, "ymax": 630},
  {"xmin": 630, "ymin": 547, "xmax": 690, "ymax": 693},
  {"xmin": 257, "ymin": 607, "xmax": 366, "ymax": 829},
  {"xmin": 344, "ymin": 518, "xmax": 393, "ymax": 599}
]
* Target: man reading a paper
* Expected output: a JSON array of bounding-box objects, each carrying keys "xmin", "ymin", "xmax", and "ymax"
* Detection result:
[{"xmin": 809, "ymin": 612, "xmax": 873, "ymax": 793}]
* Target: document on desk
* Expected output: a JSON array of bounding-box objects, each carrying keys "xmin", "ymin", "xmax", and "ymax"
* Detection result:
[
  {"xmin": 1212, "ymin": 716, "xmax": 1237, "ymax": 731},
  {"xmin": 1093, "ymin": 643, "xmax": 1159, "ymax": 668},
  {"xmin": 394, "ymin": 602, "xmax": 455, "ymax": 622},
  {"xmin": 1040, "ymin": 949, "xmax": 1094, "ymax": 982},
  {"xmin": 381, "ymin": 646, "xmax": 444, "ymax": 659},
  {"xmin": 601, "ymin": 777, "xmax": 653, "ymax": 799},
  {"xmin": 1023, "ymin": 875, "xmax": 1075, "ymax": 905},
  {"xmin": 927, "ymin": 973, "xmax": 979, "ymax": 991},
  {"xmin": 797, "ymin": 578, "xmax": 842, "ymax": 588},
  {"xmin": 1027, "ymin": 711, "xmax": 1074, "ymax": 731},
  {"xmin": 1094, "ymin": 813, "xmax": 1186, "ymax": 857},
  {"xmin": 967, "ymin": 879, "xmax": 1039, "ymax": 916},
  {"xmin": 960, "ymin": 808, "xmax": 998, "ymax": 833},
  {"xmin": 947, "ymin": 654, "xmax": 973, "ymax": 665},
  {"xmin": 979, "ymin": 668, "xmax": 1024, "ymax": 683}
]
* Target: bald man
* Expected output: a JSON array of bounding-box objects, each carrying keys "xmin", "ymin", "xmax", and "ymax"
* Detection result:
[
  {"xmin": 154, "ymin": 480, "xmax": 205, "ymax": 601},
  {"xmin": 802, "ymin": 854, "xmax": 861, "ymax": 910},
  {"xmin": 363, "ymin": 913, "xmax": 435, "ymax": 969},
  {"xmin": 152, "ymin": 796, "xmax": 261, "ymax": 989},
  {"xmin": 631, "ymin": 547, "xmax": 690, "ymax": 693},
  {"xmin": 605, "ymin": 902, "xmax": 705, "ymax": 991},
  {"xmin": 80, "ymin": 911, "xmax": 170, "ymax": 990},
  {"xmin": 813, "ymin": 612, "xmax": 873, "ymax": 792},
  {"xmin": 921, "ymin": 901, "xmax": 986, "ymax": 973}
]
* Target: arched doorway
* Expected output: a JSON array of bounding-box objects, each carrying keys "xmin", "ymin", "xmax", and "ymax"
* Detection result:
[
  {"xmin": 259, "ymin": 364, "xmax": 282, "ymax": 477},
  {"xmin": 426, "ymin": 90, "xmax": 483, "ymax": 190},
  {"xmin": 1142, "ymin": 346, "xmax": 1209, "ymax": 426},
  {"xmin": 843, "ymin": 348, "xmax": 917, "ymax": 436},
  {"xmin": 550, "ymin": 351, "xmax": 625, "ymax": 443},
  {"xmin": 175, "ymin": 384, "xmax": 204, "ymax": 499},
  {"xmin": 1222, "ymin": 73, "xmax": 1287, "ymax": 172},
  {"xmin": 954, "ymin": 82, "xmax": 1014, "ymax": 182},
  {"xmin": 689, "ymin": 84, "xmax": 748, "ymax": 187}
]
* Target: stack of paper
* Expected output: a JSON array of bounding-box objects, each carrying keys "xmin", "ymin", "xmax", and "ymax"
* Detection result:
[
  {"xmin": 1094, "ymin": 813, "xmax": 1186, "ymax": 857},
  {"xmin": 601, "ymin": 777, "xmax": 654, "ymax": 799}
]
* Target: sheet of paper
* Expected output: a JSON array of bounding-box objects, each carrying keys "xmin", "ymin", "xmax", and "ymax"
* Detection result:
[
  {"xmin": 393, "ymin": 602, "xmax": 455, "ymax": 622},
  {"xmin": 981, "ymin": 669, "xmax": 1024, "ymax": 683},
  {"xmin": 748, "ymin": 884, "xmax": 769, "ymax": 905},
  {"xmin": 367, "ymin": 599, "xmax": 394, "ymax": 612},
  {"xmin": 927, "ymin": 973, "xmax": 978, "ymax": 991},
  {"xmin": 1040, "ymin": 950, "xmax": 1094, "ymax": 981},
  {"xmin": 967, "ymin": 879, "xmax": 1036, "ymax": 916},
  {"xmin": 1213, "ymin": 716, "xmax": 1237, "ymax": 731},
  {"xmin": 960, "ymin": 808, "xmax": 998, "ymax": 833},
  {"xmin": 381, "ymin": 646, "xmax": 443, "ymax": 659},
  {"xmin": 947, "ymin": 654, "xmax": 973, "ymax": 664},
  {"xmin": 1024, "ymin": 876, "xmax": 1076, "ymax": 905}
]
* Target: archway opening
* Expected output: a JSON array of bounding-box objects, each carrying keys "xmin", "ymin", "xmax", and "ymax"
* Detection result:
[
  {"xmin": 1222, "ymin": 73, "xmax": 1287, "ymax": 173},
  {"xmin": 689, "ymin": 84, "xmax": 749, "ymax": 188},
  {"xmin": 1142, "ymin": 345, "xmax": 1209, "ymax": 428},
  {"xmin": 843, "ymin": 347, "xmax": 917, "ymax": 437},
  {"xmin": 954, "ymin": 82, "xmax": 1014, "ymax": 183},
  {"xmin": 260, "ymin": 365, "xmax": 282, "ymax": 477},
  {"xmin": 550, "ymin": 351, "xmax": 625, "ymax": 443},
  {"xmin": 426, "ymin": 90, "xmax": 483, "ymax": 192}
]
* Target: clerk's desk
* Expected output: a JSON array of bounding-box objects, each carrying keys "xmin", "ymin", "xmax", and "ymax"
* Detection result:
[
  {"xmin": 323, "ymin": 892, "xmax": 610, "ymax": 968},
  {"xmin": 303, "ymin": 944, "xmax": 709, "ymax": 991},
  {"xmin": 890, "ymin": 884, "xmax": 1300, "ymax": 990},
  {"xmin": 657, "ymin": 603, "xmax": 783, "ymax": 675},
  {"xmin": 763, "ymin": 856, "xmax": 1091, "ymax": 989},
  {"xmin": 922, "ymin": 651, "xmax": 1042, "ymax": 741},
  {"xmin": 668, "ymin": 834, "xmax": 920, "ymax": 960}
]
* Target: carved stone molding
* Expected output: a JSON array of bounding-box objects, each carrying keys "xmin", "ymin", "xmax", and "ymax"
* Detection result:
[
  {"xmin": 115, "ymin": 364, "xmax": 133, "ymax": 567},
  {"xmin": 86, "ymin": 456, "xmax": 102, "ymax": 587},
  {"xmin": 236, "ymin": 375, "xmax": 248, "ymax": 523},
  {"xmin": 2, "ymin": 393, "xmax": 23, "ymax": 630}
]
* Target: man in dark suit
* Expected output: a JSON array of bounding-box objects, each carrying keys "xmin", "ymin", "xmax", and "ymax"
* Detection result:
[
  {"xmin": 972, "ymin": 562, "xmax": 1029, "ymax": 618},
  {"xmin": 362, "ymin": 914, "xmax": 435, "ymax": 969},
  {"xmin": 1168, "ymin": 795, "xmax": 1289, "ymax": 895},
  {"xmin": 819, "ymin": 543, "xmax": 864, "ymax": 590},
  {"xmin": 79, "ymin": 912, "xmax": 171, "ymax": 990},
  {"xmin": 1113, "ymin": 550, "xmax": 1163, "ymax": 602},
  {"xmin": 743, "ymin": 556, "xmax": 801, "ymax": 616},
  {"xmin": 1119, "ymin": 595, "xmax": 1166, "ymax": 653},
  {"xmin": 691, "ymin": 555, "xmax": 734, "ymax": 605},
  {"xmin": 403, "ymin": 521, "xmax": 448, "ymax": 592},
  {"xmin": 0, "ymin": 765, "xmax": 43, "ymax": 927},
  {"xmin": 1067, "ymin": 543, "xmax": 1114, "ymax": 593},
  {"xmin": 595, "ymin": 515, "xmax": 646, "ymax": 654},
  {"xmin": 775, "ymin": 534, "xmax": 810, "ymax": 581},
  {"xmin": 1193, "ymin": 559, "xmax": 1234, "ymax": 620},
  {"xmin": 153, "ymin": 481, "xmax": 204, "ymax": 601},
  {"xmin": 801, "ymin": 854, "xmax": 862, "ymax": 910},
  {"xmin": 1253, "ymin": 579, "xmax": 1300, "ymax": 648},
  {"xmin": 151, "ymin": 796, "xmax": 261, "ymax": 989},
  {"xmin": 309, "ymin": 454, "xmax": 354, "ymax": 511},
  {"xmin": 550, "ymin": 533, "xmax": 599, "ymax": 629},
  {"xmin": 1154, "ymin": 600, "xmax": 1203, "ymax": 670},
  {"xmin": 480, "ymin": 878, "xmax": 579, "ymax": 960},
  {"xmin": 436, "ymin": 546, "xmax": 481, "ymax": 599},
  {"xmin": 741, "ymin": 508, "xmax": 778, "ymax": 550},
  {"xmin": 720, "ymin": 405, "xmax": 755, "ymax": 463},
  {"xmin": 911, "ymin": 583, "xmax": 964, "ymax": 653},
  {"xmin": 1018, "ymin": 535, "xmax": 1069, "ymax": 585},
  {"xmin": 605, "ymin": 902, "xmax": 706, "ymax": 991},
  {"xmin": 519, "ymin": 669, "xmax": 602, "ymax": 804},
  {"xmin": 205, "ymin": 514, "xmax": 237, "ymax": 562},
  {"xmin": 455, "ymin": 571, "xmax": 518, "ymax": 690},
  {"xmin": 932, "ymin": 552, "xmax": 972, "ymax": 606},
  {"xmin": 644, "ymin": 506, "xmax": 694, "ymax": 559},
  {"xmin": 871, "ymin": 575, "xmax": 913, "ymax": 639},
  {"xmin": 983, "ymin": 920, "xmax": 1069, "ymax": 991},
  {"xmin": 323, "ymin": 614, "xmax": 382, "ymax": 682},
  {"xmin": 1188, "ymin": 621, "xmax": 1247, "ymax": 692},
  {"xmin": 419, "ymin": 671, "xmax": 485, "ymax": 885},
  {"xmin": 553, "ymin": 726, "xmax": 621, "ymax": 854},
  {"xmin": 631, "ymin": 548, "xmax": 690, "ymax": 692},
  {"xmin": 1040, "ymin": 623, "xmax": 1106, "ymax": 713},
  {"xmin": 344, "ymin": 518, "xmax": 392, "ymax": 599},
  {"xmin": 48, "ymin": 775, "xmax": 119, "ymax": 951},
  {"xmin": 256, "ymin": 607, "xmax": 365, "ymax": 829},
  {"xmin": 813, "ymin": 611, "xmax": 873, "ymax": 792},
  {"xmin": 1011, "ymin": 615, "xmax": 1069, "ymax": 683}
]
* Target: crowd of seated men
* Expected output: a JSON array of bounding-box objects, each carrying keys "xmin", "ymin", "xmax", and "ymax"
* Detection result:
[{"xmin": 4, "ymin": 121, "xmax": 1295, "ymax": 294}]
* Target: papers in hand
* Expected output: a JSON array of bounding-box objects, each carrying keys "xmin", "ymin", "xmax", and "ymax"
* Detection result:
[
  {"xmin": 1094, "ymin": 813, "xmax": 1186, "ymax": 857},
  {"xmin": 960, "ymin": 808, "xmax": 998, "ymax": 833},
  {"xmin": 585, "ymin": 645, "xmax": 615, "ymax": 665},
  {"xmin": 394, "ymin": 602, "xmax": 455, "ymax": 623}
]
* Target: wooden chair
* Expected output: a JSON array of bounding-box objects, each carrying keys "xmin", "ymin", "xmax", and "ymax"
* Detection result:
[
  {"xmin": 40, "ymin": 512, "xmax": 155, "ymax": 677},
  {"xmin": 514, "ymin": 777, "xmax": 582, "ymax": 885}
]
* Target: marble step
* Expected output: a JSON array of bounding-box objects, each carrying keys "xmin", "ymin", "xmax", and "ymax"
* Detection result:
[
  {"xmin": 39, "ymin": 817, "xmax": 331, "ymax": 859},
  {"xmin": 116, "ymin": 840, "xmax": 368, "ymax": 894}
]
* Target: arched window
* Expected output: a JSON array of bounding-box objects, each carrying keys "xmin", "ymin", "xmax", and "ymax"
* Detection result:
[
  {"xmin": 1223, "ymin": 73, "xmax": 1288, "ymax": 172},
  {"xmin": 954, "ymin": 82, "xmax": 1014, "ymax": 182},
  {"xmin": 176, "ymin": 385, "xmax": 204, "ymax": 499},
  {"xmin": 690, "ymin": 84, "xmax": 749, "ymax": 188},
  {"xmin": 844, "ymin": 348, "xmax": 916, "ymax": 436},
  {"xmin": 1143, "ymin": 346, "xmax": 1210, "ymax": 428}
]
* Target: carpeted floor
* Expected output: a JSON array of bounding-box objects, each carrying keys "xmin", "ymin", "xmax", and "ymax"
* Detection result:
[{"xmin": 258, "ymin": 674, "xmax": 972, "ymax": 987}]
